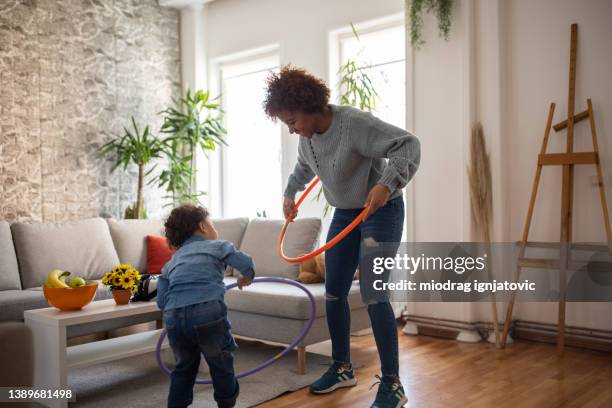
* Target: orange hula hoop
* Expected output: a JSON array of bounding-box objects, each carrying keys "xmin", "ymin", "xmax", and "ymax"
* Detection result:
[{"xmin": 278, "ymin": 178, "xmax": 369, "ymax": 263}]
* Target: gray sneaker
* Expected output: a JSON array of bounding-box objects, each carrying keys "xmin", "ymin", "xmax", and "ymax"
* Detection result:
[
  {"xmin": 309, "ymin": 362, "xmax": 357, "ymax": 394},
  {"xmin": 369, "ymin": 375, "xmax": 408, "ymax": 408}
]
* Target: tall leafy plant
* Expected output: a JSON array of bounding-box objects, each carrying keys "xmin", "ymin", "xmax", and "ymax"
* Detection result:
[
  {"xmin": 99, "ymin": 116, "xmax": 163, "ymax": 219},
  {"xmin": 338, "ymin": 23, "xmax": 378, "ymax": 112},
  {"xmin": 154, "ymin": 89, "xmax": 227, "ymax": 205},
  {"xmin": 339, "ymin": 59, "xmax": 378, "ymax": 111}
]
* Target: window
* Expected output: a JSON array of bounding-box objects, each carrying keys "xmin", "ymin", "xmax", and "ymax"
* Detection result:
[
  {"xmin": 338, "ymin": 23, "xmax": 405, "ymax": 129},
  {"xmin": 336, "ymin": 20, "xmax": 407, "ymax": 242},
  {"xmin": 218, "ymin": 54, "xmax": 282, "ymax": 219}
]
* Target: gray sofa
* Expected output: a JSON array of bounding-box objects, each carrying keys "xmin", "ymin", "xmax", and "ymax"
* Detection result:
[{"xmin": 0, "ymin": 217, "xmax": 370, "ymax": 373}]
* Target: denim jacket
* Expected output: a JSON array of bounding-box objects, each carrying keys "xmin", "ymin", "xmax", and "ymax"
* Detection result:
[{"xmin": 156, "ymin": 236, "xmax": 255, "ymax": 310}]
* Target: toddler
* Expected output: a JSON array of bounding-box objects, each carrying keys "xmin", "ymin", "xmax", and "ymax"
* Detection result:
[{"xmin": 157, "ymin": 204, "xmax": 255, "ymax": 408}]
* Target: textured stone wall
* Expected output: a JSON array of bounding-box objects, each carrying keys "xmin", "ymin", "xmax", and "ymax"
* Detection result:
[{"xmin": 0, "ymin": 0, "xmax": 180, "ymax": 223}]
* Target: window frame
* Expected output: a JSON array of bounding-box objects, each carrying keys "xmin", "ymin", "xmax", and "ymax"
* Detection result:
[
  {"xmin": 207, "ymin": 45, "xmax": 281, "ymax": 218},
  {"xmin": 328, "ymin": 13, "xmax": 405, "ymax": 105}
]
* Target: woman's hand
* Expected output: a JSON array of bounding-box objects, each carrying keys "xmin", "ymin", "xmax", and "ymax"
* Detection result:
[
  {"xmin": 283, "ymin": 197, "xmax": 297, "ymax": 220},
  {"xmin": 363, "ymin": 184, "xmax": 391, "ymax": 220}
]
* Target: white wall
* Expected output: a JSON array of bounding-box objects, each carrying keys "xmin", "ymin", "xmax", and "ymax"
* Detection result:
[
  {"xmin": 402, "ymin": 0, "xmax": 477, "ymax": 322},
  {"xmin": 410, "ymin": 6, "xmax": 467, "ymax": 243}
]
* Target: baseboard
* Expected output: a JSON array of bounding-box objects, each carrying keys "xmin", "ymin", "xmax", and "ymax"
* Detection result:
[
  {"xmin": 513, "ymin": 320, "xmax": 612, "ymax": 353},
  {"xmin": 402, "ymin": 314, "xmax": 612, "ymax": 352},
  {"xmin": 402, "ymin": 315, "xmax": 481, "ymax": 342}
]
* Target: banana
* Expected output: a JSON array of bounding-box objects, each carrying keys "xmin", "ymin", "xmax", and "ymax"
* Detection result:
[{"xmin": 46, "ymin": 269, "xmax": 71, "ymax": 288}]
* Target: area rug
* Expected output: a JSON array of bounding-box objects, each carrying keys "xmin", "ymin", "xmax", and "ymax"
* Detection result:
[{"xmin": 68, "ymin": 338, "xmax": 357, "ymax": 407}]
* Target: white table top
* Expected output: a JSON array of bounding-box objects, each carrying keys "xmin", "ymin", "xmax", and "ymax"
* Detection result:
[{"xmin": 24, "ymin": 299, "xmax": 161, "ymax": 327}]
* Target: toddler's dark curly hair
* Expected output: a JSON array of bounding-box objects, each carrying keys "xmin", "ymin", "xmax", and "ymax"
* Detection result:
[
  {"xmin": 164, "ymin": 204, "xmax": 210, "ymax": 249},
  {"xmin": 263, "ymin": 65, "xmax": 330, "ymax": 118}
]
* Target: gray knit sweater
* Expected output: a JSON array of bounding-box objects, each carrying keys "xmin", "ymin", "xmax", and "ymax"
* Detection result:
[{"xmin": 284, "ymin": 104, "xmax": 421, "ymax": 209}]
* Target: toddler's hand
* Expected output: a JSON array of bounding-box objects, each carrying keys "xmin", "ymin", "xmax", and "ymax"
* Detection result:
[{"xmin": 237, "ymin": 275, "xmax": 253, "ymax": 290}]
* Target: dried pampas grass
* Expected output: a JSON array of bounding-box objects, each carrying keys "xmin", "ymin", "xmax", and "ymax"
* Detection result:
[
  {"xmin": 468, "ymin": 123, "xmax": 493, "ymax": 241},
  {"xmin": 468, "ymin": 123, "xmax": 499, "ymax": 346}
]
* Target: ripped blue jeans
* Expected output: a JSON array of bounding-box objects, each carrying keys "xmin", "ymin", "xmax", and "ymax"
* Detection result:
[
  {"xmin": 164, "ymin": 300, "xmax": 239, "ymax": 408},
  {"xmin": 325, "ymin": 195, "xmax": 404, "ymax": 376}
]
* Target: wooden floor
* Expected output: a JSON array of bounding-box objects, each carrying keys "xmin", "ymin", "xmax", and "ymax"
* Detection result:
[{"xmin": 259, "ymin": 324, "xmax": 612, "ymax": 408}]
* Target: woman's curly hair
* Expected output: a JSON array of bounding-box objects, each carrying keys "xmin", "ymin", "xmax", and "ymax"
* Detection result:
[
  {"xmin": 263, "ymin": 65, "xmax": 330, "ymax": 118},
  {"xmin": 164, "ymin": 204, "xmax": 210, "ymax": 249}
]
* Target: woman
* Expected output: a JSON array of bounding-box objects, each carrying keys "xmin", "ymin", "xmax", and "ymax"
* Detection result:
[{"xmin": 264, "ymin": 66, "xmax": 420, "ymax": 408}]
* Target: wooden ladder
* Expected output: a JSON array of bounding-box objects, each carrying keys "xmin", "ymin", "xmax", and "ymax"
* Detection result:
[{"xmin": 499, "ymin": 24, "xmax": 612, "ymax": 352}]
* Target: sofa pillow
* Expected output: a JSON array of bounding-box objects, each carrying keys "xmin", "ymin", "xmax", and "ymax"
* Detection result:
[
  {"xmin": 212, "ymin": 218, "xmax": 249, "ymax": 247},
  {"xmin": 146, "ymin": 235, "xmax": 174, "ymax": 274},
  {"xmin": 11, "ymin": 218, "xmax": 120, "ymax": 288},
  {"xmin": 240, "ymin": 218, "xmax": 321, "ymax": 279},
  {"xmin": 212, "ymin": 218, "xmax": 249, "ymax": 276},
  {"xmin": 0, "ymin": 222, "xmax": 21, "ymax": 290},
  {"xmin": 106, "ymin": 219, "xmax": 164, "ymax": 274}
]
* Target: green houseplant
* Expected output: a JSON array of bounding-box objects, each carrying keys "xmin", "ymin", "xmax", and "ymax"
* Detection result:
[
  {"xmin": 338, "ymin": 24, "xmax": 379, "ymax": 112},
  {"xmin": 338, "ymin": 58, "xmax": 378, "ymax": 112},
  {"xmin": 153, "ymin": 89, "xmax": 227, "ymax": 205},
  {"xmin": 406, "ymin": 0, "xmax": 453, "ymax": 49},
  {"xmin": 99, "ymin": 116, "xmax": 163, "ymax": 219}
]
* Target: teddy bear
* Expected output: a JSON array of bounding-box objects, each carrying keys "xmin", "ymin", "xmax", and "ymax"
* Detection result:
[{"xmin": 298, "ymin": 253, "xmax": 325, "ymax": 284}]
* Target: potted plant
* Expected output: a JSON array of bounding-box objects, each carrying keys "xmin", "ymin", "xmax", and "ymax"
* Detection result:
[
  {"xmin": 153, "ymin": 89, "xmax": 227, "ymax": 205},
  {"xmin": 101, "ymin": 264, "xmax": 142, "ymax": 305},
  {"xmin": 99, "ymin": 116, "xmax": 164, "ymax": 219}
]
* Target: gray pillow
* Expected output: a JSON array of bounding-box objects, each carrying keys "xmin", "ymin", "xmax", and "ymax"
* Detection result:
[
  {"xmin": 212, "ymin": 218, "xmax": 250, "ymax": 276},
  {"xmin": 212, "ymin": 217, "xmax": 249, "ymax": 248},
  {"xmin": 106, "ymin": 219, "xmax": 165, "ymax": 274},
  {"xmin": 0, "ymin": 222, "xmax": 21, "ymax": 290},
  {"xmin": 240, "ymin": 218, "xmax": 321, "ymax": 279},
  {"xmin": 11, "ymin": 218, "xmax": 120, "ymax": 288}
]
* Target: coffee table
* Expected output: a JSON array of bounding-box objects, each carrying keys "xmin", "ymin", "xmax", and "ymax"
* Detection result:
[{"xmin": 24, "ymin": 299, "xmax": 167, "ymax": 408}]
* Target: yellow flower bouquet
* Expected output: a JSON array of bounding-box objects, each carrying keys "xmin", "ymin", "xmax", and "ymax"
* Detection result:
[{"xmin": 101, "ymin": 264, "xmax": 141, "ymax": 294}]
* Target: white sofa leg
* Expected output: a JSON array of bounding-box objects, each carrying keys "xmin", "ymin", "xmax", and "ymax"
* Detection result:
[{"xmin": 297, "ymin": 345, "xmax": 306, "ymax": 374}]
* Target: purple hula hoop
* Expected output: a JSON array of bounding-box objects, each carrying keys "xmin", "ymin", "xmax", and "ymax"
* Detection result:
[{"xmin": 155, "ymin": 277, "xmax": 317, "ymax": 384}]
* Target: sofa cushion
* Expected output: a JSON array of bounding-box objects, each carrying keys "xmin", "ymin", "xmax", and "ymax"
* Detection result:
[
  {"xmin": 0, "ymin": 222, "xmax": 21, "ymax": 290},
  {"xmin": 106, "ymin": 219, "xmax": 165, "ymax": 274},
  {"xmin": 108, "ymin": 217, "xmax": 250, "ymax": 276},
  {"xmin": 213, "ymin": 218, "xmax": 249, "ymax": 248},
  {"xmin": 0, "ymin": 290, "xmax": 48, "ymax": 321},
  {"xmin": 213, "ymin": 218, "xmax": 250, "ymax": 276},
  {"xmin": 146, "ymin": 235, "xmax": 174, "ymax": 274},
  {"xmin": 0, "ymin": 321, "xmax": 33, "ymax": 386},
  {"xmin": 223, "ymin": 276, "xmax": 364, "ymax": 319},
  {"xmin": 239, "ymin": 218, "xmax": 321, "ymax": 279},
  {"xmin": 12, "ymin": 218, "xmax": 120, "ymax": 289}
]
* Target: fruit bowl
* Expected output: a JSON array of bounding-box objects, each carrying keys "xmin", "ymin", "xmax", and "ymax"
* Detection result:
[{"xmin": 43, "ymin": 284, "xmax": 98, "ymax": 311}]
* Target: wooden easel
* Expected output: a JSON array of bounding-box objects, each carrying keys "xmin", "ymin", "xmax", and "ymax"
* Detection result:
[{"xmin": 500, "ymin": 24, "xmax": 612, "ymax": 352}]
